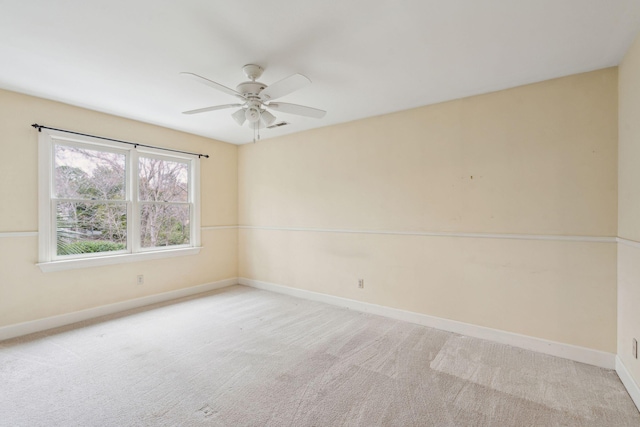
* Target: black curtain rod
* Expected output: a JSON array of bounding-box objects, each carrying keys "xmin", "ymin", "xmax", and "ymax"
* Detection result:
[{"xmin": 31, "ymin": 124, "xmax": 209, "ymax": 159}]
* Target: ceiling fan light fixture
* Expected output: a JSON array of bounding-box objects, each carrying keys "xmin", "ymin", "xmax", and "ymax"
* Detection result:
[
  {"xmin": 231, "ymin": 108, "xmax": 246, "ymax": 126},
  {"xmin": 260, "ymin": 110, "xmax": 276, "ymax": 127},
  {"xmin": 245, "ymin": 107, "xmax": 260, "ymax": 123}
]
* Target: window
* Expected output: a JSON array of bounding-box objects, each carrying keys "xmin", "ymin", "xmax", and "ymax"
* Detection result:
[{"xmin": 38, "ymin": 129, "xmax": 200, "ymax": 272}]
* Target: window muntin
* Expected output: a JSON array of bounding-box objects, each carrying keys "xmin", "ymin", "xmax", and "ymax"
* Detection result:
[{"xmin": 39, "ymin": 130, "xmax": 200, "ymax": 267}]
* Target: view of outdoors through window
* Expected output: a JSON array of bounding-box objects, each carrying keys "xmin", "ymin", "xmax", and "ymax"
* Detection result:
[
  {"xmin": 138, "ymin": 156, "xmax": 190, "ymax": 248},
  {"xmin": 54, "ymin": 144, "xmax": 190, "ymax": 257},
  {"xmin": 55, "ymin": 145, "xmax": 127, "ymax": 256}
]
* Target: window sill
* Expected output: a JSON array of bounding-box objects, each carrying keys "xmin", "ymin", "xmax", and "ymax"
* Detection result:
[{"xmin": 37, "ymin": 247, "xmax": 202, "ymax": 273}]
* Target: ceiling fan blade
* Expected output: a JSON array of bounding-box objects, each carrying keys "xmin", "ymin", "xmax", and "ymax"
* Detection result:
[
  {"xmin": 267, "ymin": 102, "xmax": 326, "ymax": 119},
  {"xmin": 260, "ymin": 74, "xmax": 311, "ymax": 101},
  {"xmin": 182, "ymin": 104, "xmax": 243, "ymax": 115},
  {"xmin": 180, "ymin": 72, "xmax": 245, "ymax": 100}
]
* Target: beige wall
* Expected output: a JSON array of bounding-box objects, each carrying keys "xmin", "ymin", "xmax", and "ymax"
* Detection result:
[
  {"xmin": 0, "ymin": 89, "xmax": 238, "ymax": 327},
  {"xmin": 618, "ymin": 31, "xmax": 640, "ymax": 384},
  {"xmin": 0, "ymin": 65, "xmax": 623, "ymax": 357},
  {"xmin": 239, "ymin": 68, "xmax": 618, "ymax": 352}
]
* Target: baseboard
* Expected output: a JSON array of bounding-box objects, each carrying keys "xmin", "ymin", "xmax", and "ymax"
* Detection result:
[
  {"xmin": 238, "ymin": 277, "xmax": 616, "ymax": 369},
  {"xmin": 0, "ymin": 277, "xmax": 238, "ymax": 341},
  {"xmin": 2, "ymin": 276, "xmax": 618, "ymax": 371},
  {"xmin": 616, "ymin": 356, "xmax": 640, "ymax": 411}
]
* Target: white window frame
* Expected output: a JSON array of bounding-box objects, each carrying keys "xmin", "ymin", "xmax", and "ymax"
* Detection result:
[{"xmin": 37, "ymin": 129, "xmax": 201, "ymax": 272}]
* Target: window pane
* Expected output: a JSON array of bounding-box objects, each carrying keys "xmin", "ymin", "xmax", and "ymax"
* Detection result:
[
  {"xmin": 139, "ymin": 157, "xmax": 189, "ymax": 202},
  {"xmin": 140, "ymin": 204, "xmax": 190, "ymax": 248},
  {"xmin": 56, "ymin": 202, "xmax": 127, "ymax": 256},
  {"xmin": 54, "ymin": 144, "xmax": 126, "ymax": 200}
]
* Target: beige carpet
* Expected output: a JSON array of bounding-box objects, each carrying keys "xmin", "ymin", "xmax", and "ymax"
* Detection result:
[{"xmin": 0, "ymin": 285, "xmax": 638, "ymax": 426}]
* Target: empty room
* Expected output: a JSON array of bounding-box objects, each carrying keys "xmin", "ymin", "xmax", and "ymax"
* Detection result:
[{"xmin": 1, "ymin": 1, "xmax": 640, "ymax": 425}]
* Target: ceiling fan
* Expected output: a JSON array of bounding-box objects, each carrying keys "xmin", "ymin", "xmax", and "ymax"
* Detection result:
[{"xmin": 181, "ymin": 64, "xmax": 326, "ymax": 139}]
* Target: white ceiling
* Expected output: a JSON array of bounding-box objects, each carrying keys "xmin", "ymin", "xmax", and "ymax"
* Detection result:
[{"xmin": 1, "ymin": 1, "xmax": 639, "ymax": 145}]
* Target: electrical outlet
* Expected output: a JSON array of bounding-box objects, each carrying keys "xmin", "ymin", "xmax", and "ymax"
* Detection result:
[
  {"xmin": 137, "ymin": 275, "xmax": 144, "ymax": 285},
  {"xmin": 633, "ymin": 338, "xmax": 638, "ymax": 359},
  {"xmin": 358, "ymin": 279, "xmax": 364, "ymax": 289}
]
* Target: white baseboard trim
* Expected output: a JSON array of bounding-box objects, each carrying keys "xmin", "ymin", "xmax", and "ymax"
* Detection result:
[
  {"xmin": 616, "ymin": 356, "xmax": 640, "ymax": 411},
  {"xmin": 238, "ymin": 277, "xmax": 616, "ymax": 369},
  {"xmin": 0, "ymin": 277, "xmax": 238, "ymax": 342}
]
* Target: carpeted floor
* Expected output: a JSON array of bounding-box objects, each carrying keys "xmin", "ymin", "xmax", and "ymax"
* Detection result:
[{"xmin": 0, "ymin": 285, "xmax": 638, "ymax": 426}]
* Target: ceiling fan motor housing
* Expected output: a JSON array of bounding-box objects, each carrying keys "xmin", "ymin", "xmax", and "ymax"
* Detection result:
[{"xmin": 236, "ymin": 81, "xmax": 266, "ymax": 98}]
